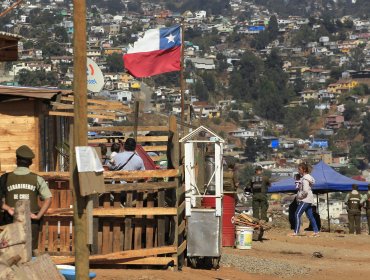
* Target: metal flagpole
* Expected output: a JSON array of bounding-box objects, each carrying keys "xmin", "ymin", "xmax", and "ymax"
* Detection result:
[{"xmin": 180, "ymin": 20, "xmax": 185, "ymax": 135}]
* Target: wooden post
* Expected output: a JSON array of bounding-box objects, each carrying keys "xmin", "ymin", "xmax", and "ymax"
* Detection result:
[
  {"xmin": 168, "ymin": 115, "xmax": 185, "ymax": 269},
  {"xmin": 13, "ymin": 200, "xmax": 32, "ymax": 263},
  {"xmin": 72, "ymin": 0, "xmax": 90, "ymax": 278},
  {"xmin": 133, "ymin": 101, "xmax": 140, "ymax": 141}
]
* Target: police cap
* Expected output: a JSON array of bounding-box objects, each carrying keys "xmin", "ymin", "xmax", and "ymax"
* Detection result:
[
  {"xmin": 16, "ymin": 145, "xmax": 35, "ymax": 159},
  {"xmin": 255, "ymin": 165, "xmax": 263, "ymax": 171}
]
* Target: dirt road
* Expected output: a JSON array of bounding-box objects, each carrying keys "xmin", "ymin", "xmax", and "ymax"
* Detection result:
[{"xmin": 92, "ymin": 228, "xmax": 370, "ymax": 280}]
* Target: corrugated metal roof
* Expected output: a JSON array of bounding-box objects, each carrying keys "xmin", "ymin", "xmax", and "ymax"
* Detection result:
[
  {"xmin": 0, "ymin": 31, "xmax": 22, "ymax": 40},
  {"xmin": 0, "ymin": 85, "xmax": 72, "ymax": 101}
]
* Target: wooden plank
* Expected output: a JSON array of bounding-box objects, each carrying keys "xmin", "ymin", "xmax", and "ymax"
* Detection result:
[
  {"xmin": 102, "ymin": 193, "xmax": 112, "ymax": 254},
  {"xmin": 177, "ymin": 240, "xmax": 187, "ymax": 256},
  {"xmin": 38, "ymin": 219, "xmax": 46, "ymax": 252},
  {"xmin": 146, "ymin": 192, "xmax": 154, "ymax": 249},
  {"xmin": 52, "ymin": 246, "xmax": 177, "ymax": 264},
  {"xmin": 49, "ymin": 111, "xmax": 117, "ymax": 120},
  {"xmin": 150, "ymin": 155, "xmax": 166, "ymax": 162},
  {"xmin": 106, "ymin": 181, "xmax": 177, "ymax": 192},
  {"xmin": 47, "ymin": 221, "xmax": 56, "ymax": 253},
  {"xmin": 61, "ymin": 96, "xmax": 131, "ymax": 109},
  {"xmin": 112, "ymin": 194, "xmax": 122, "ymax": 252},
  {"xmin": 78, "ymin": 171, "xmax": 106, "ymax": 196},
  {"xmin": 134, "ymin": 192, "xmax": 143, "ymax": 250},
  {"xmin": 50, "ymin": 102, "xmax": 130, "ymax": 113},
  {"xmin": 178, "ymin": 220, "xmax": 185, "ymax": 235},
  {"xmin": 135, "ymin": 136, "xmax": 169, "ymax": 142},
  {"xmin": 157, "ymin": 190, "xmax": 165, "ymax": 247},
  {"xmin": 124, "ymin": 192, "xmax": 133, "ymax": 250},
  {"xmin": 45, "ymin": 207, "xmax": 177, "ymax": 217},
  {"xmin": 177, "ymin": 201, "xmax": 185, "ymax": 216},
  {"xmin": 103, "ymin": 169, "xmax": 179, "ymax": 180},
  {"xmin": 103, "ymin": 257, "xmax": 175, "ymax": 266},
  {"xmin": 142, "ymin": 145, "xmax": 167, "ymax": 152},
  {"xmin": 88, "ymin": 126, "xmax": 168, "ymax": 132},
  {"xmin": 5, "ymin": 169, "xmax": 179, "ymax": 182}
]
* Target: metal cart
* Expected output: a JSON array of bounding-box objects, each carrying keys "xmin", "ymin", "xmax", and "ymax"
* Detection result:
[{"xmin": 179, "ymin": 126, "xmax": 224, "ymax": 269}]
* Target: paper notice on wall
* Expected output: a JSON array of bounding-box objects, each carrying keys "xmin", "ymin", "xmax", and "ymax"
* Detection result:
[{"xmin": 75, "ymin": 146, "xmax": 104, "ymax": 173}]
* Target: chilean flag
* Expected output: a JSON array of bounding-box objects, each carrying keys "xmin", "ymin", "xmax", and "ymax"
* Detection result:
[{"xmin": 123, "ymin": 25, "xmax": 181, "ymax": 78}]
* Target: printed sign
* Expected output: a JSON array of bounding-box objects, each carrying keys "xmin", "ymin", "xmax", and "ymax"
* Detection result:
[{"xmin": 87, "ymin": 58, "xmax": 104, "ymax": 92}]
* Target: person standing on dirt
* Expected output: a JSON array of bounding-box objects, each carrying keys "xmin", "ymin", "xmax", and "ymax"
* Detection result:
[
  {"xmin": 246, "ymin": 166, "xmax": 270, "ymax": 222},
  {"xmin": 289, "ymin": 162, "xmax": 319, "ymax": 237},
  {"xmin": 345, "ymin": 184, "xmax": 362, "ymax": 235},
  {"xmin": 223, "ymin": 162, "xmax": 239, "ymax": 192},
  {"xmin": 363, "ymin": 184, "xmax": 370, "ymax": 235}
]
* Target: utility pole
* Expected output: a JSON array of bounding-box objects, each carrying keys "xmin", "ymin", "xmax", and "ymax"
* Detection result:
[
  {"xmin": 71, "ymin": 0, "xmax": 89, "ymax": 279},
  {"xmin": 0, "ymin": 0, "xmax": 23, "ymax": 18}
]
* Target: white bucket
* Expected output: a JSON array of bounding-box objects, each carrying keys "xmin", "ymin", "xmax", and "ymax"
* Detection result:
[{"xmin": 235, "ymin": 226, "xmax": 253, "ymax": 249}]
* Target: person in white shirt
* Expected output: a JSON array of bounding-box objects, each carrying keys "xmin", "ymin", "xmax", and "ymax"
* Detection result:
[{"xmin": 289, "ymin": 162, "xmax": 319, "ymax": 237}]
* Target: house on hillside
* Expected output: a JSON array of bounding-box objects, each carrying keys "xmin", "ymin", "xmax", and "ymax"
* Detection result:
[
  {"xmin": 0, "ymin": 32, "xmax": 22, "ymax": 62},
  {"xmin": 188, "ymin": 57, "xmax": 215, "ymax": 70},
  {"xmin": 326, "ymin": 115, "xmax": 344, "ymax": 129},
  {"xmin": 327, "ymin": 79, "xmax": 359, "ymax": 94}
]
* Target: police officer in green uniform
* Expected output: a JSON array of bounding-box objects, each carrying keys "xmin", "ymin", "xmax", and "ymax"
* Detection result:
[
  {"xmin": 0, "ymin": 145, "xmax": 52, "ymax": 253},
  {"xmin": 223, "ymin": 162, "xmax": 238, "ymax": 192},
  {"xmin": 247, "ymin": 166, "xmax": 270, "ymax": 222},
  {"xmin": 345, "ymin": 184, "xmax": 362, "ymax": 234},
  {"xmin": 363, "ymin": 184, "xmax": 370, "ymax": 235}
]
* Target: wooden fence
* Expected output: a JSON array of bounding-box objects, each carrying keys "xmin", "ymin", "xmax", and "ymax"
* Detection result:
[{"xmin": 38, "ymin": 117, "xmax": 185, "ymax": 268}]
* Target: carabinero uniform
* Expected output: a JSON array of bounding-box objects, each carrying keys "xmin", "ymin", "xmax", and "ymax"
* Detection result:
[
  {"xmin": 249, "ymin": 175, "xmax": 270, "ymax": 221},
  {"xmin": 346, "ymin": 192, "xmax": 362, "ymax": 234},
  {"xmin": 1, "ymin": 167, "xmax": 52, "ymax": 250}
]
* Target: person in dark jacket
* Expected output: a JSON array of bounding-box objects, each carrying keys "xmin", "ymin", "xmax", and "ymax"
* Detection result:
[
  {"xmin": 246, "ymin": 166, "xmax": 270, "ymax": 222},
  {"xmin": 345, "ymin": 184, "xmax": 362, "ymax": 234}
]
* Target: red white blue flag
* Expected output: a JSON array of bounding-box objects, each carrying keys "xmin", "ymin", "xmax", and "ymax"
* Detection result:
[{"xmin": 123, "ymin": 25, "xmax": 181, "ymax": 78}]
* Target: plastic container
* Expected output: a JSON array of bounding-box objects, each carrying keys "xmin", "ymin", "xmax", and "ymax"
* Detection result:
[
  {"xmin": 202, "ymin": 193, "xmax": 236, "ymax": 247},
  {"xmin": 235, "ymin": 226, "xmax": 253, "ymax": 249},
  {"xmin": 56, "ymin": 265, "xmax": 97, "ymax": 280}
]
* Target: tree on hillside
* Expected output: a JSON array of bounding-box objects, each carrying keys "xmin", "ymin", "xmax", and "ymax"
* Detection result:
[
  {"xmin": 251, "ymin": 31, "xmax": 270, "ymax": 50},
  {"xmin": 202, "ymin": 72, "xmax": 216, "ymax": 93},
  {"xmin": 244, "ymin": 138, "xmax": 259, "ymax": 162},
  {"xmin": 255, "ymin": 79, "xmax": 284, "ymax": 120},
  {"xmin": 106, "ymin": 53, "xmax": 124, "ymax": 73},
  {"xmin": 194, "ymin": 80, "xmax": 209, "ymax": 101},
  {"xmin": 265, "ymin": 48, "xmax": 283, "ymax": 71},
  {"xmin": 360, "ymin": 114, "xmax": 370, "ymax": 162},
  {"xmin": 343, "ymin": 101, "xmax": 360, "ymax": 122},
  {"xmin": 267, "ymin": 15, "xmax": 279, "ymax": 41},
  {"xmin": 18, "ymin": 69, "xmax": 58, "ymax": 87},
  {"xmin": 54, "ymin": 26, "xmax": 69, "ymax": 43}
]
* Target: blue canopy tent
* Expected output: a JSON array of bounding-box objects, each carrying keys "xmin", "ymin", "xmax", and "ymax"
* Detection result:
[
  {"xmin": 268, "ymin": 161, "xmax": 369, "ymax": 232},
  {"xmin": 269, "ymin": 161, "xmax": 369, "ymax": 193}
]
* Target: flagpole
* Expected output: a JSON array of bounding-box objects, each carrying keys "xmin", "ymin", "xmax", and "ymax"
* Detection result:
[{"xmin": 180, "ymin": 20, "xmax": 185, "ymax": 135}]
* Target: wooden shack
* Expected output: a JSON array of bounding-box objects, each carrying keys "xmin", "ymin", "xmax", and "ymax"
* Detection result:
[
  {"xmin": 0, "ymin": 85, "xmax": 72, "ymax": 172},
  {"xmin": 0, "ymin": 32, "xmax": 21, "ymax": 62}
]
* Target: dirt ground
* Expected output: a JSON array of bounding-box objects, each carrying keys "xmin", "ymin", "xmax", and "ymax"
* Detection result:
[{"xmin": 91, "ymin": 228, "xmax": 370, "ymax": 280}]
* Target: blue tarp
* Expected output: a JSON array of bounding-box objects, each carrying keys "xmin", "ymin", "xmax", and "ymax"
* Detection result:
[{"xmin": 269, "ymin": 161, "xmax": 369, "ymax": 193}]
